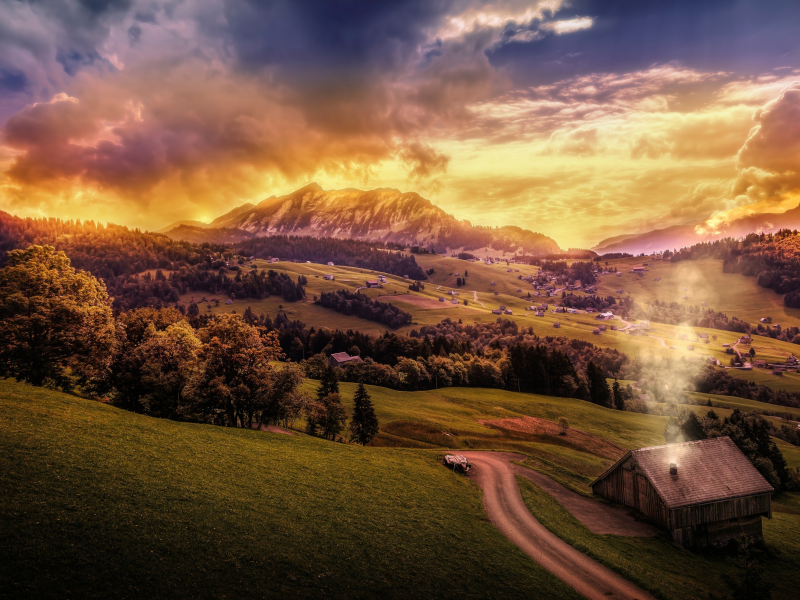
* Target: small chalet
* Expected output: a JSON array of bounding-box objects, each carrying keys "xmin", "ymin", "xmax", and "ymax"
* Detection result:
[
  {"xmin": 553, "ymin": 322, "xmax": 561, "ymax": 328},
  {"xmin": 366, "ymin": 280, "xmax": 380, "ymax": 288},
  {"xmin": 591, "ymin": 437, "xmax": 773, "ymax": 549},
  {"xmin": 328, "ymin": 352, "xmax": 363, "ymax": 368},
  {"xmin": 323, "ymin": 274, "xmax": 335, "ymax": 281}
]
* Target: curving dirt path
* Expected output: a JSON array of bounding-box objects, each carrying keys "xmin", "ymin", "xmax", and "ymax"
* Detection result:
[
  {"xmin": 472, "ymin": 290, "xmax": 486, "ymax": 307},
  {"xmin": 461, "ymin": 451, "xmax": 656, "ymax": 600}
]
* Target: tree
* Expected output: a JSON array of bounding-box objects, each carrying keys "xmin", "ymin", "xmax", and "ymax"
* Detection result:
[
  {"xmin": 184, "ymin": 314, "xmax": 284, "ymax": 427},
  {"xmin": 612, "ymin": 379, "xmax": 624, "ymax": 410},
  {"xmin": 350, "ymin": 383, "xmax": 379, "ymax": 445},
  {"xmin": 586, "ymin": 361, "xmax": 612, "ymax": 407},
  {"xmin": 120, "ymin": 320, "xmax": 201, "ymax": 418},
  {"xmin": 0, "ymin": 245, "xmax": 116, "ymax": 391},
  {"xmin": 317, "ymin": 364, "xmax": 340, "ymax": 399},
  {"xmin": 307, "ymin": 392, "xmax": 347, "ymax": 440},
  {"xmin": 725, "ymin": 534, "xmax": 772, "ymax": 600},
  {"xmin": 557, "ymin": 417, "xmax": 569, "ymax": 435}
]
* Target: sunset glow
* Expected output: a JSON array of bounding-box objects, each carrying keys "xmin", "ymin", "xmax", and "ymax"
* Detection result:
[{"xmin": 1, "ymin": 1, "xmax": 800, "ymax": 247}]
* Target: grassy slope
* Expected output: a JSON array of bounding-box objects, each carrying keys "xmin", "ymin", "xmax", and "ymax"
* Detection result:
[
  {"xmin": 518, "ymin": 477, "xmax": 800, "ymax": 600},
  {"xmin": 0, "ymin": 380, "xmax": 580, "ymax": 600}
]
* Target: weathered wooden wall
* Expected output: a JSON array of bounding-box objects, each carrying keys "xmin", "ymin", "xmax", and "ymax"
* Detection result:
[
  {"xmin": 668, "ymin": 494, "xmax": 772, "ymax": 529},
  {"xmin": 590, "ymin": 458, "xmax": 668, "ymax": 527}
]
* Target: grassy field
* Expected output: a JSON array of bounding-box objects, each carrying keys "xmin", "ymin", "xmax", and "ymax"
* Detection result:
[
  {"xmin": 308, "ymin": 381, "xmax": 800, "ymax": 484},
  {"xmin": 0, "ymin": 380, "xmax": 581, "ymax": 600},
  {"xmin": 595, "ymin": 256, "xmax": 800, "ymax": 331},
  {"xmin": 518, "ymin": 477, "xmax": 800, "ymax": 600}
]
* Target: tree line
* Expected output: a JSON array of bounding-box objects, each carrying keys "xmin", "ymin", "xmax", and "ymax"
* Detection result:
[{"xmin": 315, "ymin": 290, "xmax": 413, "ymax": 328}]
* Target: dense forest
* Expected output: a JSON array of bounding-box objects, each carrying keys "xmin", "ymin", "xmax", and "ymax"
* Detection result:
[{"xmin": 315, "ymin": 290, "xmax": 413, "ymax": 329}]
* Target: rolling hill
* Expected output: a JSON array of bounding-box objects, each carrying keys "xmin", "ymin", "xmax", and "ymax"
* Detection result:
[{"xmin": 159, "ymin": 183, "xmax": 561, "ymax": 255}]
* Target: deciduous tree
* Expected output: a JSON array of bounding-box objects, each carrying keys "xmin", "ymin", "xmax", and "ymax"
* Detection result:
[{"xmin": 0, "ymin": 245, "xmax": 116, "ymax": 391}]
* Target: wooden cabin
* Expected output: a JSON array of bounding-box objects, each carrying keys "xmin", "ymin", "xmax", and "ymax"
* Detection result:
[{"xmin": 591, "ymin": 437, "xmax": 773, "ymax": 549}]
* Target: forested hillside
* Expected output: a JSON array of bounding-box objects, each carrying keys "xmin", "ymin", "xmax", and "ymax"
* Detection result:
[{"xmin": 0, "ymin": 212, "xmax": 424, "ymax": 309}]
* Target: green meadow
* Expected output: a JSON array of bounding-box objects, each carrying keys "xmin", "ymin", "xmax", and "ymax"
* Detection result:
[{"xmin": 0, "ymin": 380, "xmax": 580, "ymax": 600}]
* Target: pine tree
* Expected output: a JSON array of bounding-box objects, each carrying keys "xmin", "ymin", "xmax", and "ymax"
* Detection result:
[
  {"xmin": 612, "ymin": 379, "xmax": 623, "ymax": 410},
  {"xmin": 317, "ymin": 364, "xmax": 340, "ymax": 400},
  {"xmin": 586, "ymin": 361, "xmax": 612, "ymax": 408},
  {"xmin": 350, "ymin": 383, "xmax": 379, "ymax": 446}
]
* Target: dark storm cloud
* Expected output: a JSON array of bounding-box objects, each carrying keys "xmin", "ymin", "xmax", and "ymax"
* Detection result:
[
  {"xmin": 0, "ymin": 68, "xmax": 27, "ymax": 93},
  {"xmin": 488, "ymin": 0, "xmax": 800, "ymax": 86},
  {"xmin": 218, "ymin": 0, "xmax": 458, "ymax": 78}
]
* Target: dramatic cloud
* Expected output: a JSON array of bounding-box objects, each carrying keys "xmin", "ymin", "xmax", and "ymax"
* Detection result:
[{"xmin": 1, "ymin": 0, "xmax": 800, "ymax": 246}]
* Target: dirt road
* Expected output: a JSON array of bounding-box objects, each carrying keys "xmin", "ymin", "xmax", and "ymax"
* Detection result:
[{"xmin": 462, "ymin": 451, "xmax": 656, "ymax": 600}]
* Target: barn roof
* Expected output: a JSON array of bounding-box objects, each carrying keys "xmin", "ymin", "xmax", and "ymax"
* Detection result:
[{"xmin": 592, "ymin": 437, "xmax": 773, "ymax": 509}]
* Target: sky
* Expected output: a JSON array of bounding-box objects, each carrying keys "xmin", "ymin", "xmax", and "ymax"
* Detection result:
[{"xmin": 1, "ymin": 0, "xmax": 800, "ymax": 248}]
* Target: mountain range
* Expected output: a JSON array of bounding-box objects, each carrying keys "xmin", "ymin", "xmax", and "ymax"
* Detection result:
[
  {"xmin": 593, "ymin": 204, "xmax": 800, "ymax": 255},
  {"xmin": 159, "ymin": 183, "xmax": 561, "ymax": 255}
]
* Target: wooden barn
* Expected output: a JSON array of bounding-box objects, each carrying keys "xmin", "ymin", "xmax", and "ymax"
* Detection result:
[{"xmin": 590, "ymin": 437, "xmax": 773, "ymax": 548}]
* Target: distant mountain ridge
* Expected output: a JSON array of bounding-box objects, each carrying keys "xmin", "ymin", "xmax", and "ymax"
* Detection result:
[
  {"xmin": 594, "ymin": 204, "xmax": 800, "ymax": 255},
  {"xmin": 159, "ymin": 183, "xmax": 561, "ymax": 255}
]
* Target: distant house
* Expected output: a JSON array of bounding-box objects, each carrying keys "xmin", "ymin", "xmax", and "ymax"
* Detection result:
[
  {"xmin": 585, "ymin": 307, "xmax": 596, "ymax": 313},
  {"xmin": 366, "ymin": 280, "xmax": 380, "ymax": 288},
  {"xmin": 327, "ymin": 261, "xmax": 335, "ymax": 266},
  {"xmin": 598, "ymin": 324, "xmax": 607, "ymax": 331},
  {"xmin": 567, "ymin": 308, "xmax": 578, "ymax": 314},
  {"xmin": 773, "ymin": 367, "xmax": 784, "ymax": 376},
  {"xmin": 698, "ymin": 333, "xmax": 709, "ymax": 339},
  {"xmin": 631, "ymin": 267, "xmax": 646, "ymax": 274},
  {"xmin": 753, "ymin": 359, "xmax": 766, "ymax": 368},
  {"xmin": 225, "ymin": 299, "xmax": 233, "ymax": 305},
  {"xmin": 597, "ymin": 311, "xmax": 614, "ymax": 320},
  {"xmin": 616, "ymin": 272, "xmax": 622, "ymax": 277},
  {"xmin": 553, "ymin": 322, "xmax": 561, "ymax": 328},
  {"xmin": 378, "ymin": 276, "xmax": 387, "ymax": 283},
  {"xmin": 504, "ymin": 309, "xmax": 512, "ymax": 315},
  {"xmin": 739, "ymin": 335, "xmax": 751, "ymax": 344},
  {"xmin": 592, "ymin": 328, "xmax": 601, "ymax": 335},
  {"xmin": 591, "ymin": 437, "xmax": 773, "ymax": 548},
  {"xmin": 490, "ymin": 281, "xmax": 497, "ymax": 286},
  {"xmin": 323, "ymin": 274, "xmax": 335, "ymax": 281},
  {"xmin": 328, "ymin": 352, "xmax": 363, "ymax": 368},
  {"xmin": 439, "ymin": 297, "xmax": 446, "ymax": 302},
  {"xmin": 269, "ymin": 257, "xmax": 280, "ymax": 263},
  {"xmin": 535, "ymin": 311, "xmax": 545, "ymax": 317}
]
